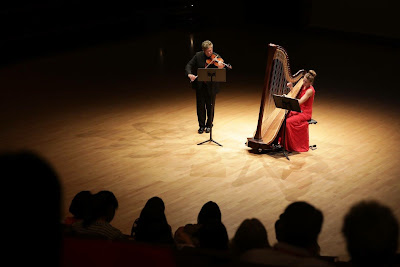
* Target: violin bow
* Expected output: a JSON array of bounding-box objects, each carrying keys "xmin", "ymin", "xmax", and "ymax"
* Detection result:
[{"xmin": 205, "ymin": 56, "xmax": 218, "ymax": 69}]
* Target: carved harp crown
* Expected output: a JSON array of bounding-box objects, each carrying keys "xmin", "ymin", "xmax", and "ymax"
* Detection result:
[{"xmin": 247, "ymin": 43, "xmax": 305, "ymax": 151}]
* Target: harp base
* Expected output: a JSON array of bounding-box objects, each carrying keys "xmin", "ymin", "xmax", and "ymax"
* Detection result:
[
  {"xmin": 246, "ymin": 138, "xmax": 272, "ymax": 151},
  {"xmin": 246, "ymin": 138, "xmax": 290, "ymax": 160}
]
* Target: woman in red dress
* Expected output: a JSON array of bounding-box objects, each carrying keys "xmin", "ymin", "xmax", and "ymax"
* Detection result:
[{"xmin": 280, "ymin": 70, "xmax": 317, "ymax": 152}]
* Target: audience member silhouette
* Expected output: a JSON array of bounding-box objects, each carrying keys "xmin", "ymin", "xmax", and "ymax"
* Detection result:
[
  {"xmin": 64, "ymin": 190, "xmax": 92, "ymax": 226},
  {"xmin": 230, "ymin": 218, "xmax": 271, "ymax": 255},
  {"xmin": 196, "ymin": 221, "xmax": 229, "ymax": 250},
  {"xmin": 175, "ymin": 202, "xmax": 229, "ymax": 267},
  {"xmin": 174, "ymin": 223, "xmax": 202, "ymax": 248},
  {"xmin": 131, "ymin": 196, "xmax": 174, "ymax": 245},
  {"xmin": 72, "ymin": 190, "xmax": 126, "ymax": 240},
  {"xmin": 197, "ymin": 201, "xmax": 222, "ymax": 225},
  {"xmin": 274, "ymin": 201, "xmax": 323, "ymax": 256},
  {"xmin": 241, "ymin": 201, "xmax": 332, "ymax": 266},
  {"xmin": 342, "ymin": 200, "xmax": 399, "ymax": 267},
  {"xmin": 1, "ymin": 150, "xmax": 62, "ymax": 267},
  {"xmin": 5, "ymin": 150, "xmax": 393, "ymax": 266},
  {"xmin": 175, "ymin": 201, "xmax": 227, "ymax": 250}
]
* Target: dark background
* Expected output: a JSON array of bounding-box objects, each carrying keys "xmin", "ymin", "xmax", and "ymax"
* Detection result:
[
  {"xmin": 1, "ymin": 0, "xmax": 398, "ymax": 67},
  {"xmin": 1, "ymin": 0, "xmax": 399, "ymax": 111}
]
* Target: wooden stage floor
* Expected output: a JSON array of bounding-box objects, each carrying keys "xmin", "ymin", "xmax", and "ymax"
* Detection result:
[{"xmin": 1, "ymin": 26, "xmax": 399, "ymax": 261}]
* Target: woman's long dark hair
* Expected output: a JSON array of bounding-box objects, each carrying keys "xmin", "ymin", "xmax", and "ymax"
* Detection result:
[{"xmin": 131, "ymin": 196, "xmax": 173, "ymax": 244}]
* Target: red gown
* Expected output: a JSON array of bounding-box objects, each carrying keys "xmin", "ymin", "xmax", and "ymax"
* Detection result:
[{"xmin": 280, "ymin": 85, "xmax": 315, "ymax": 152}]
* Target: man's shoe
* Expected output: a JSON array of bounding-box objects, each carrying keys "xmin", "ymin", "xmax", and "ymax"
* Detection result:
[
  {"xmin": 198, "ymin": 127, "xmax": 205, "ymax": 134},
  {"xmin": 205, "ymin": 127, "xmax": 211, "ymax": 133}
]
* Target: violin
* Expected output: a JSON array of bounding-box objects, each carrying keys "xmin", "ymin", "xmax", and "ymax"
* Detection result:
[
  {"xmin": 189, "ymin": 52, "xmax": 232, "ymax": 83},
  {"xmin": 206, "ymin": 53, "xmax": 232, "ymax": 69}
]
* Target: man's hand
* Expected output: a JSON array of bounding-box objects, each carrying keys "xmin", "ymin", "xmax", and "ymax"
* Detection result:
[{"xmin": 188, "ymin": 74, "xmax": 197, "ymax": 82}]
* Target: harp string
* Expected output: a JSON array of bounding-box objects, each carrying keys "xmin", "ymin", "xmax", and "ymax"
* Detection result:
[{"xmin": 261, "ymin": 59, "xmax": 288, "ymax": 136}]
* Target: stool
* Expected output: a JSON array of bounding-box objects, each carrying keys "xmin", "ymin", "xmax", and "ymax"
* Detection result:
[{"xmin": 308, "ymin": 119, "xmax": 317, "ymax": 150}]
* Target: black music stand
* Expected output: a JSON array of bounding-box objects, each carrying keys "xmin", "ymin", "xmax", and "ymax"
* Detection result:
[
  {"xmin": 197, "ymin": 68, "xmax": 226, "ymax": 147},
  {"xmin": 273, "ymin": 94, "xmax": 301, "ymax": 160}
]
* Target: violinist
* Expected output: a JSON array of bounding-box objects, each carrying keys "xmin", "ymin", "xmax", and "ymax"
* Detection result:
[{"xmin": 185, "ymin": 40, "xmax": 229, "ymax": 134}]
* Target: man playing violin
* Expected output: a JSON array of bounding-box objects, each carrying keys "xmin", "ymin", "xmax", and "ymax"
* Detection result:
[{"xmin": 185, "ymin": 40, "xmax": 225, "ymax": 134}]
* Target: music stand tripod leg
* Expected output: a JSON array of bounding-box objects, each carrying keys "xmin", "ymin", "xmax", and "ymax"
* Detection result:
[
  {"xmin": 197, "ymin": 139, "xmax": 210, "ymax": 145},
  {"xmin": 209, "ymin": 127, "xmax": 222, "ymax": 146},
  {"xmin": 197, "ymin": 111, "xmax": 223, "ymax": 146},
  {"xmin": 197, "ymin": 73, "xmax": 223, "ymax": 147},
  {"xmin": 281, "ymin": 110, "xmax": 290, "ymax": 160}
]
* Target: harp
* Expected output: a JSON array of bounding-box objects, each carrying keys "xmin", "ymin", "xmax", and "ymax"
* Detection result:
[{"xmin": 247, "ymin": 43, "xmax": 306, "ymax": 151}]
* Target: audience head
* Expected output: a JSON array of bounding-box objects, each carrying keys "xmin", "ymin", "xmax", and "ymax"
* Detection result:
[
  {"xmin": 83, "ymin": 190, "xmax": 118, "ymax": 227},
  {"xmin": 69, "ymin": 190, "xmax": 92, "ymax": 220},
  {"xmin": 275, "ymin": 201, "xmax": 323, "ymax": 249},
  {"xmin": 1, "ymin": 150, "xmax": 62, "ymax": 266},
  {"xmin": 132, "ymin": 196, "xmax": 173, "ymax": 244},
  {"xmin": 342, "ymin": 200, "xmax": 399, "ymax": 266},
  {"xmin": 231, "ymin": 218, "xmax": 270, "ymax": 255},
  {"xmin": 139, "ymin": 196, "xmax": 166, "ymax": 220},
  {"xmin": 197, "ymin": 221, "xmax": 229, "ymax": 250},
  {"xmin": 197, "ymin": 201, "xmax": 222, "ymax": 225}
]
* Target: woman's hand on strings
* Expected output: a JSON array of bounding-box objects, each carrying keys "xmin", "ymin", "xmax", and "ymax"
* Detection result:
[{"xmin": 287, "ymin": 82, "xmax": 293, "ymax": 89}]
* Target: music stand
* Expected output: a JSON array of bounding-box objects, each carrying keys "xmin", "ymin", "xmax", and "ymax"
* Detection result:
[
  {"xmin": 273, "ymin": 94, "xmax": 301, "ymax": 160},
  {"xmin": 197, "ymin": 68, "xmax": 226, "ymax": 147}
]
